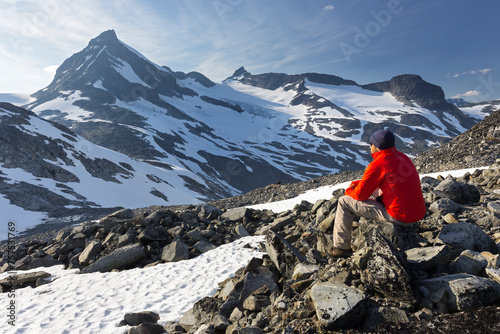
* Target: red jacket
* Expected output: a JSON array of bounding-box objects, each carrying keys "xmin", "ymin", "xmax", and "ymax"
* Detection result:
[{"xmin": 345, "ymin": 147, "xmax": 426, "ymax": 223}]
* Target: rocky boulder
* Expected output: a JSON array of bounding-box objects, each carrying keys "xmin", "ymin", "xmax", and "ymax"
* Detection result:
[
  {"xmin": 309, "ymin": 282, "xmax": 368, "ymax": 330},
  {"xmin": 81, "ymin": 243, "xmax": 146, "ymax": 274},
  {"xmin": 360, "ymin": 230, "xmax": 416, "ymax": 306},
  {"xmin": 437, "ymin": 222, "xmax": 497, "ymax": 253},
  {"xmin": 419, "ymin": 274, "xmax": 500, "ymax": 312}
]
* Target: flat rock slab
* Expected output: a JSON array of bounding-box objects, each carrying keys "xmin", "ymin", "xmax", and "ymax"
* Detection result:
[
  {"xmin": 309, "ymin": 282, "xmax": 368, "ymax": 330},
  {"xmin": 0, "ymin": 271, "xmax": 51, "ymax": 286},
  {"xmin": 81, "ymin": 243, "xmax": 146, "ymax": 274},
  {"xmin": 406, "ymin": 245, "xmax": 452, "ymax": 271}
]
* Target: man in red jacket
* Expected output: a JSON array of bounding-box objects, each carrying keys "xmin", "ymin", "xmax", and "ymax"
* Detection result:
[{"xmin": 331, "ymin": 129, "xmax": 426, "ymax": 258}]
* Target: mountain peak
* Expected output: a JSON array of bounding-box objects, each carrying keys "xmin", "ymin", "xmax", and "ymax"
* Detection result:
[
  {"xmin": 96, "ymin": 29, "xmax": 118, "ymax": 41},
  {"xmin": 231, "ymin": 66, "xmax": 249, "ymax": 78},
  {"xmin": 88, "ymin": 29, "xmax": 121, "ymax": 49}
]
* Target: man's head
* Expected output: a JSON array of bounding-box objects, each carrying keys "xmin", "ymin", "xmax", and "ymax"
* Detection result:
[{"xmin": 370, "ymin": 129, "xmax": 395, "ymax": 150}]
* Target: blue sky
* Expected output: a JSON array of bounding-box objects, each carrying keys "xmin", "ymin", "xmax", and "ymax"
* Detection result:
[{"xmin": 1, "ymin": 0, "xmax": 499, "ymax": 102}]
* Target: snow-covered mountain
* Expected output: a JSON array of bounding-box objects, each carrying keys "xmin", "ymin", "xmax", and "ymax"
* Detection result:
[
  {"xmin": 457, "ymin": 99, "xmax": 500, "ymax": 119},
  {"xmin": 447, "ymin": 97, "xmax": 470, "ymax": 107},
  {"xmin": 24, "ymin": 30, "xmax": 487, "ymax": 201},
  {"xmin": 0, "ymin": 102, "xmax": 206, "ymax": 235}
]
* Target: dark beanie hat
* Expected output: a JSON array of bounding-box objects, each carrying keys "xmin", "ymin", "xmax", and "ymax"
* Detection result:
[{"xmin": 370, "ymin": 129, "xmax": 395, "ymax": 150}]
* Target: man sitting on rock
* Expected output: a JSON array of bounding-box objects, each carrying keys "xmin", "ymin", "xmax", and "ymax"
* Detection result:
[{"xmin": 331, "ymin": 129, "xmax": 427, "ymax": 258}]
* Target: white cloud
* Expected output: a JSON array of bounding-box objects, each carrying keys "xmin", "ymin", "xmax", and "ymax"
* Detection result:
[
  {"xmin": 451, "ymin": 68, "xmax": 495, "ymax": 78},
  {"xmin": 452, "ymin": 90, "xmax": 481, "ymax": 99},
  {"xmin": 322, "ymin": 5, "xmax": 335, "ymax": 11}
]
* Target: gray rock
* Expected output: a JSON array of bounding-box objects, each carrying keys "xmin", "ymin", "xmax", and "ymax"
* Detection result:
[
  {"xmin": 192, "ymin": 324, "xmax": 214, "ymax": 334},
  {"xmin": 242, "ymin": 295, "xmax": 270, "ymax": 312},
  {"xmin": 235, "ymin": 225, "xmax": 250, "ymax": 237},
  {"xmin": 193, "ymin": 240, "xmax": 216, "ymax": 253},
  {"xmin": 124, "ymin": 311, "xmax": 160, "ymax": 326},
  {"xmin": 486, "ymin": 268, "xmax": 500, "ymax": 284},
  {"xmin": 78, "ymin": 240, "xmax": 102, "ymax": 265},
  {"xmin": 419, "ymin": 273, "xmax": 500, "ymax": 312},
  {"xmin": 178, "ymin": 308, "xmax": 197, "ymax": 332},
  {"xmin": 488, "ymin": 201, "xmax": 500, "ymax": 215},
  {"xmin": 99, "ymin": 217, "xmax": 126, "ymax": 234},
  {"xmin": 143, "ymin": 211, "xmax": 164, "ymax": 226},
  {"xmin": 437, "ymin": 222, "xmax": 497, "ymax": 253},
  {"xmin": 0, "ymin": 271, "xmax": 51, "ymax": 286},
  {"xmin": 309, "ymin": 282, "xmax": 368, "ymax": 330},
  {"xmin": 127, "ymin": 322, "xmax": 165, "ymax": 334},
  {"xmin": 434, "ymin": 179, "xmax": 481, "ymax": 204},
  {"xmin": 211, "ymin": 314, "xmax": 230, "ymax": 332},
  {"xmin": 429, "ymin": 198, "xmax": 461, "ymax": 215},
  {"xmin": 293, "ymin": 200, "xmax": 313, "ymax": 212},
  {"xmin": 476, "ymin": 213, "xmax": 500, "ymax": 229},
  {"xmin": 362, "ymin": 307, "xmax": 409, "ymax": 333},
  {"xmin": 109, "ymin": 208, "xmax": 135, "ymax": 219},
  {"xmin": 447, "ymin": 250, "xmax": 488, "ymax": 275},
  {"xmin": 265, "ymin": 230, "xmax": 306, "ymax": 279},
  {"xmin": 405, "ymin": 245, "xmax": 453, "ymax": 271},
  {"xmin": 219, "ymin": 270, "xmax": 278, "ymax": 318},
  {"xmin": 44, "ymin": 244, "xmax": 63, "ymax": 258},
  {"xmin": 360, "ymin": 230, "xmax": 416, "ymax": 305},
  {"xmin": 185, "ymin": 229, "xmax": 203, "ymax": 243},
  {"xmin": 81, "ymin": 243, "xmax": 146, "ymax": 273},
  {"xmin": 138, "ymin": 225, "xmax": 169, "ymax": 243},
  {"xmin": 198, "ymin": 204, "xmax": 221, "ymax": 219},
  {"xmin": 117, "ymin": 231, "xmax": 137, "ymax": 248},
  {"xmin": 234, "ymin": 327, "xmax": 264, "ymax": 334},
  {"xmin": 311, "ymin": 199, "xmax": 327, "ymax": 214},
  {"xmin": 255, "ymin": 214, "xmax": 294, "ymax": 235},
  {"xmin": 161, "ymin": 240, "xmax": 189, "ymax": 262},
  {"xmin": 221, "ymin": 207, "xmax": 251, "ymax": 222},
  {"xmin": 292, "ymin": 262, "xmax": 320, "ymax": 280}
]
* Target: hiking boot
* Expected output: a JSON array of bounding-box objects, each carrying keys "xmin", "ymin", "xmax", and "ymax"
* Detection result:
[{"xmin": 329, "ymin": 248, "xmax": 352, "ymax": 258}]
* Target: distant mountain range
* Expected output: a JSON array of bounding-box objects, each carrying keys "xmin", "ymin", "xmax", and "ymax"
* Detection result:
[{"xmin": 0, "ymin": 29, "xmax": 498, "ymax": 230}]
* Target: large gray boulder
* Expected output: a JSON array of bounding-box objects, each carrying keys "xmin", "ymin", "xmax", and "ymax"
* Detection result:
[
  {"xmin": 405, "ymin": 245, "xmax": 453, "ymax": 271},
  {"xmin": 419, "ymin": 274, "xmax": 500, "ymax": 312},
  {"xmin": 78, "ymin": 240, "xmax": 102, "ymax": 265},
  {"xmin": 161, "ymin": 240, "xmax": 190, "ymax": 262},
  {"xmin": 309, "ymin": 282, "xmax": 368, "ymax": 330},
  {"xmin": 81, "ymin": 243, "xmax": 146, "ymax": 273},
  {"xmin": 434, "ymin": 179, "xmax": 481, "ymax": 204},
  {"xmin": 221, "ymin": 207, "xmax": 251, "ymax": 222},
  {"xmin": 360, "ymin": 230, "xmax": 416, "ymax": 305},
  {"xmin": 429, "ymin": 198, "xmax": 461, "ymax": 215},
  {"xmin": 437, "ymin": 222, "xmax": 497, "ymax": 253},
  {"xmin": 0, "ymin": 271, "xmax": 51, "ymax": 287},
  {"xmin": 447, "ymin": 250, "xmax": 488, "ymax": 275}
]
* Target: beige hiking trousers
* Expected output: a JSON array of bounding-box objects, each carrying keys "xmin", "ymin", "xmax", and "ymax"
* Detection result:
[{"xmin": 333, "ymin": 195, "xmax": 414, "ymax": 249}]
